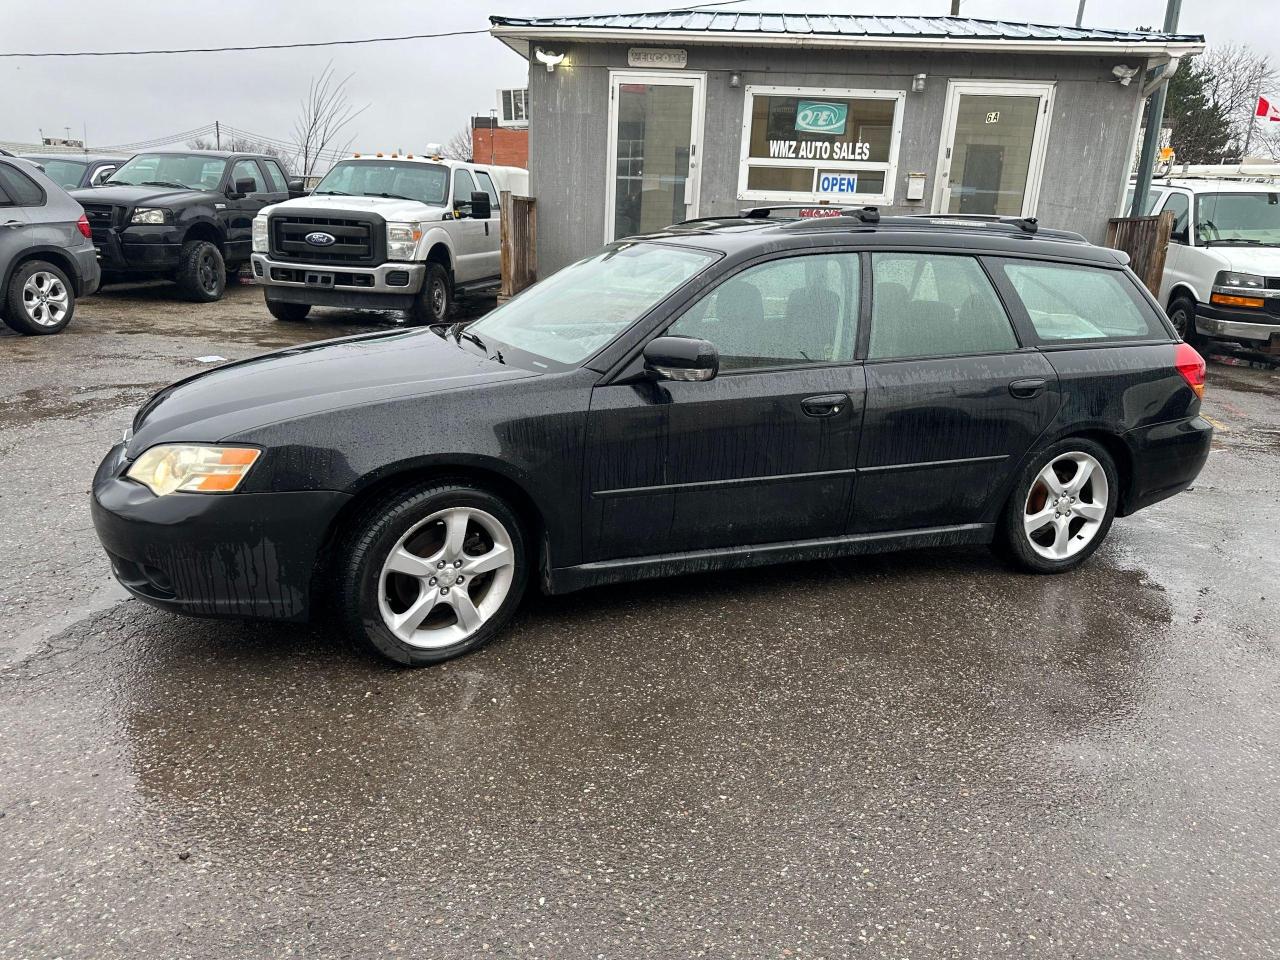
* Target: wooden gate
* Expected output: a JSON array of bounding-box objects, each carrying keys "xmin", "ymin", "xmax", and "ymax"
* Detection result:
[
  {"xmin": 499, "ymin": 191, "xmax": 537, "ymax": 299},
  {"xmin": 1105, "ymin": 211, "xmax": 1174, "ymax": 294}
]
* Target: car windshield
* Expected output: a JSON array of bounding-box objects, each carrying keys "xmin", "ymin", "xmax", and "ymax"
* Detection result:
[
  {"xmin": 106, "ymin": 153, "xmax": 228, "ymax": 190},
  {"xmin": 465, "ymin": 242, "xmax": 719, "ymax": 367},
  {"xmin": 31, "ymin": 158, "xmax": 87, "ymax": 189},
  {"xmin": 313, "ymin": 161, "xmax": 449, "ymax": 205},
  {"xmin": 1196, "ymin": 191, "xmax": 1280, "ymax": 245}
]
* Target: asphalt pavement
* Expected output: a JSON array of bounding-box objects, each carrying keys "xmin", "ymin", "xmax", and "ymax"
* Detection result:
[{"xmin": 1, "ymin": 282, "xmax": 1278, "ymax": 959}]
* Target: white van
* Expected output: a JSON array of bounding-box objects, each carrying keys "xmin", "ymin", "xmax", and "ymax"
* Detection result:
[{"xmin": 1126, "ymin": 172, "xmax": 1280, "ymax": 352}]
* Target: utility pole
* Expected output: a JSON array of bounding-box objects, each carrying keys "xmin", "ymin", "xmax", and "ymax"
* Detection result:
[
  {"xmin": 215, "ymin": 120, "xmax": 221, "ymax": 150},
  {"xmin": 949, "ymin": 0, "xmax": 961, "ymax": 15},
  {"xmin": 1075, "ymin": 1, "xmax": 1087, "ymax": 27},
  {"xmin": 1129, "ymin": 0, "xmax": 1182, "ymax": 217}
]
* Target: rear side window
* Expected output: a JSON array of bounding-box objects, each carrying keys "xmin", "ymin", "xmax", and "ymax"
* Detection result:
[
  {"xmin": 0, "ymin": 163, "xmax": 44, "ymax": 206},
  {"xmin": 474, "ymin": 171, "xmax": 500, "ymax": 210},
  {"xmin": 261, "ymin": 159, "xmax": 288, "ymax": 192},
  {"xmin": 868, "ymin": 252, "xmax": 1018, "ymax": 360},
  {"xmin": 996, "ymin": 260, "xmax": 1160, "ymax": 342}
]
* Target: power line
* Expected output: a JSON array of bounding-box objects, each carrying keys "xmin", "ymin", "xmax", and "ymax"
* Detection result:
[{"xmin": 0, "ymin": 27, "xmax": 488, "ymax": 58}]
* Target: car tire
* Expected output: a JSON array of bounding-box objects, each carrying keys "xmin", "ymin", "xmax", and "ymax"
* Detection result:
[
  {"xmin": 175, "ymin": 240, "xmax": 227, "ymax": 302},
  {"xmin": 405, "ymin": 263, "xmax": 452, "ymax": 326},
  {"xmin": 335, "ymin": 481, "xmax": 528, "ymax": 667},
  {"xmin": 1167, "ymin": 294, "xmax": 1203, "ymax": 347},
  {"xmin": 2, "ymin": 260, "xmax": 76, "ymax": 335},
  {"xmin": 266, "ymin": 298, "xmax": 311, "ymax": 322},
  {"xmin": 996, "ymin": 437, "xmax": 1119, "ymax": 574}
]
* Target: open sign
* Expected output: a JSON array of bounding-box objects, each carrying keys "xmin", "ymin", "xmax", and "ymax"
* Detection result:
[
  {"xmin": 795, "ymin": 101, "xmax": 848, "ymax": 135},
  {"xmin": 817, "ymin": 172, "xmax": 859, "ymax": 195}
]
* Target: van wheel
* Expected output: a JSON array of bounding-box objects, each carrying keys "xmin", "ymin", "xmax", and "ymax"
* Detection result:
[
  {"xmin": 3, "ymin": 260, "xmax": 76, "ymax": 335},
  {"xmin": 996, "ymin": 438, "xmax": 1119, "ymax": 574},
  {"xmin": 1168, "ymin": 295, "xmax": 1202, "ymax": 346},
  {"xmin": 175, "ymin": 240, "xmax": 226, "ymax": 302},
  {"xmin": 336, "ymin": 482, "xmax": 528, "ymax": 667},
  {"xmin": 406, "ymin": 263, "xmax": 452, "ymax": 326},
  {"xmin": 266, "ymin": 298, "xmax": 311, "ymax": 322}
]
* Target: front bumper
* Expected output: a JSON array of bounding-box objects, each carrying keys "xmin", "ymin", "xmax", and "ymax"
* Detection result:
[
  {"xmin": 1195, "ymin": 302, "xmax": 1280, "ymax": 348},
  {"xmin": 74, "ymin": 244, "xmax": 101, "ymax": 296},
  {"xmin": 90, "ymin": 442, "xmax": 350, "ymax": 621},
  {"xmin": 93, "ymin": 225, "xmax": 183, "ymax": 273},
  {"xmin": 1120, "ymin": 415, "xmax": 1213, "ymax": 516},
  {"xmin": 252, "ymin": 253, "xmax": 425, "ymax": 310}
]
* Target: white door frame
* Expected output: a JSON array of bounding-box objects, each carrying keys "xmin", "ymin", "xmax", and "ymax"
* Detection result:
[
  {"xmin": 931, "ymin": 80, "xmax": 1056, "ymax": 218},
  {"xmin": 604, "ymin": 69, "xmax": 707, "ymax": 243}
]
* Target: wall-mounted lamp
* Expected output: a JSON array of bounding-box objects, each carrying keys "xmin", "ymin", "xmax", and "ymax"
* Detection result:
[
  {"xmin": 912, "ymin": 73, "xmax": 927, "ymax": 93},
  {"xmin": 728, "ymin": 72, "xmax": 742, "ymax": 88},
  {"xmin": 535, "ymin": 48, "xmax": 565, "ymax": 73},
  {"xmin": 1111, "ymin": 64, "xmax": 1139, "ymax": 86}
]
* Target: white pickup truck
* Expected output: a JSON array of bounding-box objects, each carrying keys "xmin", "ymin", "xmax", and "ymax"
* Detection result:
[
  {"xmin": 1127, "ymin": 173, "xmax": 1280, "ymax": 354},
  {"xmin": 251, "ymin": 154, "xmax": 528, "ymax": 324}
]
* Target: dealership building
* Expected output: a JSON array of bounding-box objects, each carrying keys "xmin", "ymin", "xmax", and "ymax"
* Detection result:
[{"xmin": 489, "ymin": 12, "xmax": 1204, "ymax": 273}]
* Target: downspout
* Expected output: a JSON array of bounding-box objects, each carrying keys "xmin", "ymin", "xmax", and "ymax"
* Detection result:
[{"xmin": 1129, "ymin": 0, "xmax": 1184, "ymax": 216}]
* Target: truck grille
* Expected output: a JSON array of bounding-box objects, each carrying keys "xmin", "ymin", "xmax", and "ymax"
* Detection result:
[
  {"xmin": 269, "ymin": 214, "xmax": 383, "ymax": 265},
  {"xmin": 81, "ymin": 203, "xmax": 121, "ymax": 243}
]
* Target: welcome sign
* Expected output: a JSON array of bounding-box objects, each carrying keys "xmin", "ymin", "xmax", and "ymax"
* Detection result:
[{"xmin": 795, "ymin": 101, "xmax": 848, "ymax": 135}]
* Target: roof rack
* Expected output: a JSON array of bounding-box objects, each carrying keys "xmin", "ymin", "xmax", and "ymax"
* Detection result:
[{"xmin": 672, "ymin": 207, "xmax": 1086, "ymax": 243}]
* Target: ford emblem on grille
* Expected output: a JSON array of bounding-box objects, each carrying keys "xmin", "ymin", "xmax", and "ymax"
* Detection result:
[{"xmin": 305, "ymin": 231, "xmax": 337, "ymax": 247}]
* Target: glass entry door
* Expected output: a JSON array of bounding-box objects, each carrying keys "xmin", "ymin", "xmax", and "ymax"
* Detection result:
[
  {"xmin": 934, "ymin": 82, "xmax": 1054, "ymax": 217},
  {"xmin": 606, "ymin": 71, "xmax": 705, "ymax": 241}
]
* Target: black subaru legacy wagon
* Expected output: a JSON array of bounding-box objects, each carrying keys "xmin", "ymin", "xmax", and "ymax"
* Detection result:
[{"xmin": 91, "ymin": 209, "xmax": 1211, "ymax": 666}]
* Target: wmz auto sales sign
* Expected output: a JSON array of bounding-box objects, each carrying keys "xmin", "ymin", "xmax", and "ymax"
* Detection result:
[{"xmin": 767, "ymin": 139, "xmax": 872, "ymax": 161}]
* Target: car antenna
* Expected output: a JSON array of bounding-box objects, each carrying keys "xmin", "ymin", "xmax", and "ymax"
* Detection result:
[{"xmin": 842, "ymin": 206, "xmax": 880, "ymax": 224}]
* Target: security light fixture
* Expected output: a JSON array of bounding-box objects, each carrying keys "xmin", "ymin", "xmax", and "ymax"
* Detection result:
[
  {"xmin": 535, "ymin": 48, "xmax": 565, "ymax": 73},
  {"xmin": 729, "ymin": 72, "xmax": 742, "ymax": 88},
  {"xmin": 1112, "ymin": 64, "xmax": 1140, "ymax": 86},
  {"xmin": 912, "ymin": 73, "xmax": 927, "ymax": 93}
]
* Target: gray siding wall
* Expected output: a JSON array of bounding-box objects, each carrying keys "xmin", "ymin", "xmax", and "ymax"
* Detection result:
[{"xmin": 526, "ymin": 43, "xmax": 1144, "ymax": 273}]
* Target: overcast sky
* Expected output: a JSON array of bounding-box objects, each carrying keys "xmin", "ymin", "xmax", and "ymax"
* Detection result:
[{"xmin": 1, "ymin": 0, "xmax": 1275, "ymax": 156}]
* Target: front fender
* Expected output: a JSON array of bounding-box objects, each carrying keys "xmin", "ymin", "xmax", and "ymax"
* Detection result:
[{"xmin": 419, "ymin": 226, "xmax": 455, "ymax": 269}]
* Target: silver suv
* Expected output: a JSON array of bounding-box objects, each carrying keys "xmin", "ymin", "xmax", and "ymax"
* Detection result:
[{"xmin": 0, "ymin": 157, "xmax": 100, "ymax": 335}]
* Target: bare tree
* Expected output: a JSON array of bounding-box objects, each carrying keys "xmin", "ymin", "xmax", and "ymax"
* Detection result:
[
  {"xmin": 189, "ymin": 136, "xmax": 292, "ymax": 171},
  {"xmin": 443, "ymin": 125, "xmax": 473, "ymax": 162},
  {"xmin": 1198, "ymin": 44, "xmax": 1277, "ymax": 159},
  {"xmin": 292, "ymin": 63, "xmax": 366, "ymax": 179}
]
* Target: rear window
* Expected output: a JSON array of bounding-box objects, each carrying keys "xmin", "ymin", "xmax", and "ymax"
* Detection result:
[{"xmin": 994, "ymin": 260, "xmax": 1162, "ymax": 342}]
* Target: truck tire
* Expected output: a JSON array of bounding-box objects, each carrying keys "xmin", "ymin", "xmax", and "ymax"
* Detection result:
[
  {"xmin": 1168, "ymin": 294, "xmax": 1203, "ymax": 347},
  {"xmin": 175, "ymin": 240, "xmax": 226, "ymax": 303},
  {"xmin": 266, "ymin": 298, "xmax": 311, "ymax": 322},
  {"xmin": 406, "ymin": 263, "xmax": 452, "ymax": 326},
  {"xmin": 3, "ymin": 260, "xmax": 76, "ymax": 335}
]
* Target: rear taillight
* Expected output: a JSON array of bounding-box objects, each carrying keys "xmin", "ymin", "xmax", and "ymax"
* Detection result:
[
  {"xmin": 1175, "ymin": 342, "xmax": 1205, "ymax": 399},
  {"xmin": 76, "ymin": 213, "xmax": 91, "ymax": 239}
]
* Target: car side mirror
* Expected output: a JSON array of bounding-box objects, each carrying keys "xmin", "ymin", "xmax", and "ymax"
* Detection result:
[
  {"xmin": 470, "ymin": 190, "xmax": 492, "ymax": 219},
  {"xmin": 287, "ymin": 177, "xmax": 306, "ymax": 198},
  {"xmin": 1171, "ymin": 227, "xmax": 1189, "ymax": 244},
  {"xmin": 643, "ymin": 336, "xmax": 718, "ymax": 382},
  {"xmin": 229, "ymin": 177, "xmax": 256, "ymax": 197}
]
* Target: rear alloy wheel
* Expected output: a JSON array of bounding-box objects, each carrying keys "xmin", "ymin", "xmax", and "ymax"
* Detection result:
[
  {"xmin": 999, "ymin": 439, "xmax": 1119, "ymax": 573},
  {"xmin": 3, "ymin": 260, "xmax": 75, "ymax": 335},
  {"xmin": 337, "ymin": 483, "xmax": 527, "ymax": 666}
]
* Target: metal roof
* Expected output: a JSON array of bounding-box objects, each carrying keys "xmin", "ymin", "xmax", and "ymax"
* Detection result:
[{"xmin": 490, "ymin": 11, "xmax": 1204, "ymax": 57}]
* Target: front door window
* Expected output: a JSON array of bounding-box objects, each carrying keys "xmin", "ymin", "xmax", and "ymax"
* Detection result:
[{"xmin": 608, "ymin": 73, "xmax": 703, "ymax": 240}]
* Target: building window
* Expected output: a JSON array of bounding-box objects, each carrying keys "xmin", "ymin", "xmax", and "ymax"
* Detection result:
[
  {"xmin": 499, "ymin": 88, "xmax": 529, "ymax": 128},
  {"xmin": 737, "ymin": 85, "xmax": 905, "ymax": 206}
]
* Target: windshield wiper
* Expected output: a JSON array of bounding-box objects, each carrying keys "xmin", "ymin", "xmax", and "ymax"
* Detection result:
[
  {"xmin": 370, "ymin": 191, "xmax": 419, "ymax": 203},
  {"xmin": 140, "ymin": 180, "xmax": 190, "ymax": 189},
  {"xmin": 1205, "ymin": 237, "xmax": 1265, "ymax": 245},
  {"xmin": 314, "ymin": 189, "xmax": 350, "ymax": 196}
]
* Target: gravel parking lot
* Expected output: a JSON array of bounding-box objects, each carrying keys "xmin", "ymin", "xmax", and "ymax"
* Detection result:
[{"xmin": 1, "ymin": 283, "xmax": 1278, "ymax": 958}]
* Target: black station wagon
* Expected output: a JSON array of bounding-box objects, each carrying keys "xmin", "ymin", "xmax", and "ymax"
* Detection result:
[{"xmin": 91, "ymin": 209, "xmax": 1212, "ymax": 666}]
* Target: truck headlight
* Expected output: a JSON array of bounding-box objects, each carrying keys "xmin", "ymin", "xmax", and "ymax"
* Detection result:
[
  {"xmin": 386, "ymin": 222, "xmax": 422, "ymax": 261},
  {"xmin": 126, "ymin": 444, "xmax": 261, "ymax": 496},
  {"xmin": 130, "ymin": 207, "xmax": 171, "ymax": 225},
  {"xmin": 252, "ymin": 215, "xmax": 269, "ymax": 253},
  {"xmin": 1213, "ymin": 270, "xmax": 1265, "ymax": 290}
]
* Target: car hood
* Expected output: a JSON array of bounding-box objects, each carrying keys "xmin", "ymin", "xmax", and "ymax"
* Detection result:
[
  {"xmin": 70, "ymin": 184, "xmax": 210, "ymax": 207},
  {"xmin": 264, "ymin": 194, "xmax": 445, "ymax": 222},
  {"xmin": 127, "ymin": 328, "xmax": 535, "ymax": 455},
  {"xmin": 1203, "ymin": 245, "xmax": 1280, "ymax": 277}
]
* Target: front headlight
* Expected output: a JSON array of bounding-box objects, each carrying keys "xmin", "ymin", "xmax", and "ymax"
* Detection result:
[
  {"xmin": 125, "ymin": 444, "xmax": 261, "ymax": 496},
  {"xmin": 386, "ymin": 221, "xmax": 422, "ymax": 261},
  {"xmin": 1213, "ymin": 270, "xmax": 1265, "ymax": 290},
  {"xmin": 130, "ymin": 207, "xmax": 171, "ymax": 225},
  {"xmin": 252, "ymin": 215, "xmax": 269, "ymax": 253}
]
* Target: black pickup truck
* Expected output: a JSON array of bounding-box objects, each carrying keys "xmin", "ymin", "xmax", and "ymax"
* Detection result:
[{"xmin": 71, "ymin": 149, "xmax": 302, "ymax": 302}]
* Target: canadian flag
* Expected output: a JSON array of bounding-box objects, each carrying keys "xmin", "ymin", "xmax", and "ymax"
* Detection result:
[{"xmin": 1257, "ymin": 96, "xmax": 1280, "ymax": 122}]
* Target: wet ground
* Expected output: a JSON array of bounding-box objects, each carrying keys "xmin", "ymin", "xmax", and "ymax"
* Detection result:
[{"xmin": 1, "ymin": 283, "xmax": 1278, "ymax": 958}]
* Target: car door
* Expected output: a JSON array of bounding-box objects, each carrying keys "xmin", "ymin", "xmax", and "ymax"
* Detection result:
[
  {"xmin": 853, "ymin": 251, "xmax": 1059, "ymax": 533},
  {"xmin": 0, "ymin": 163, "xmax": 35, "ymax": 276},
  {"xmin": 1153, "ymin": 189, "xmax": 1204, "ymax": 305},
  {"xmin": 472, "ymin": 169, "xmax": 502, "ymax": 281},
  {"xmin": 584, "ymin": 250, "xmax": 867, "ymax": 561},
  {"xmin": 223, "ymin": 158, "xmax": 271, "ymax": 263},
  {"xmin": 449, "ymin": 168, "xmax": 487, "ymax": 284}
]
